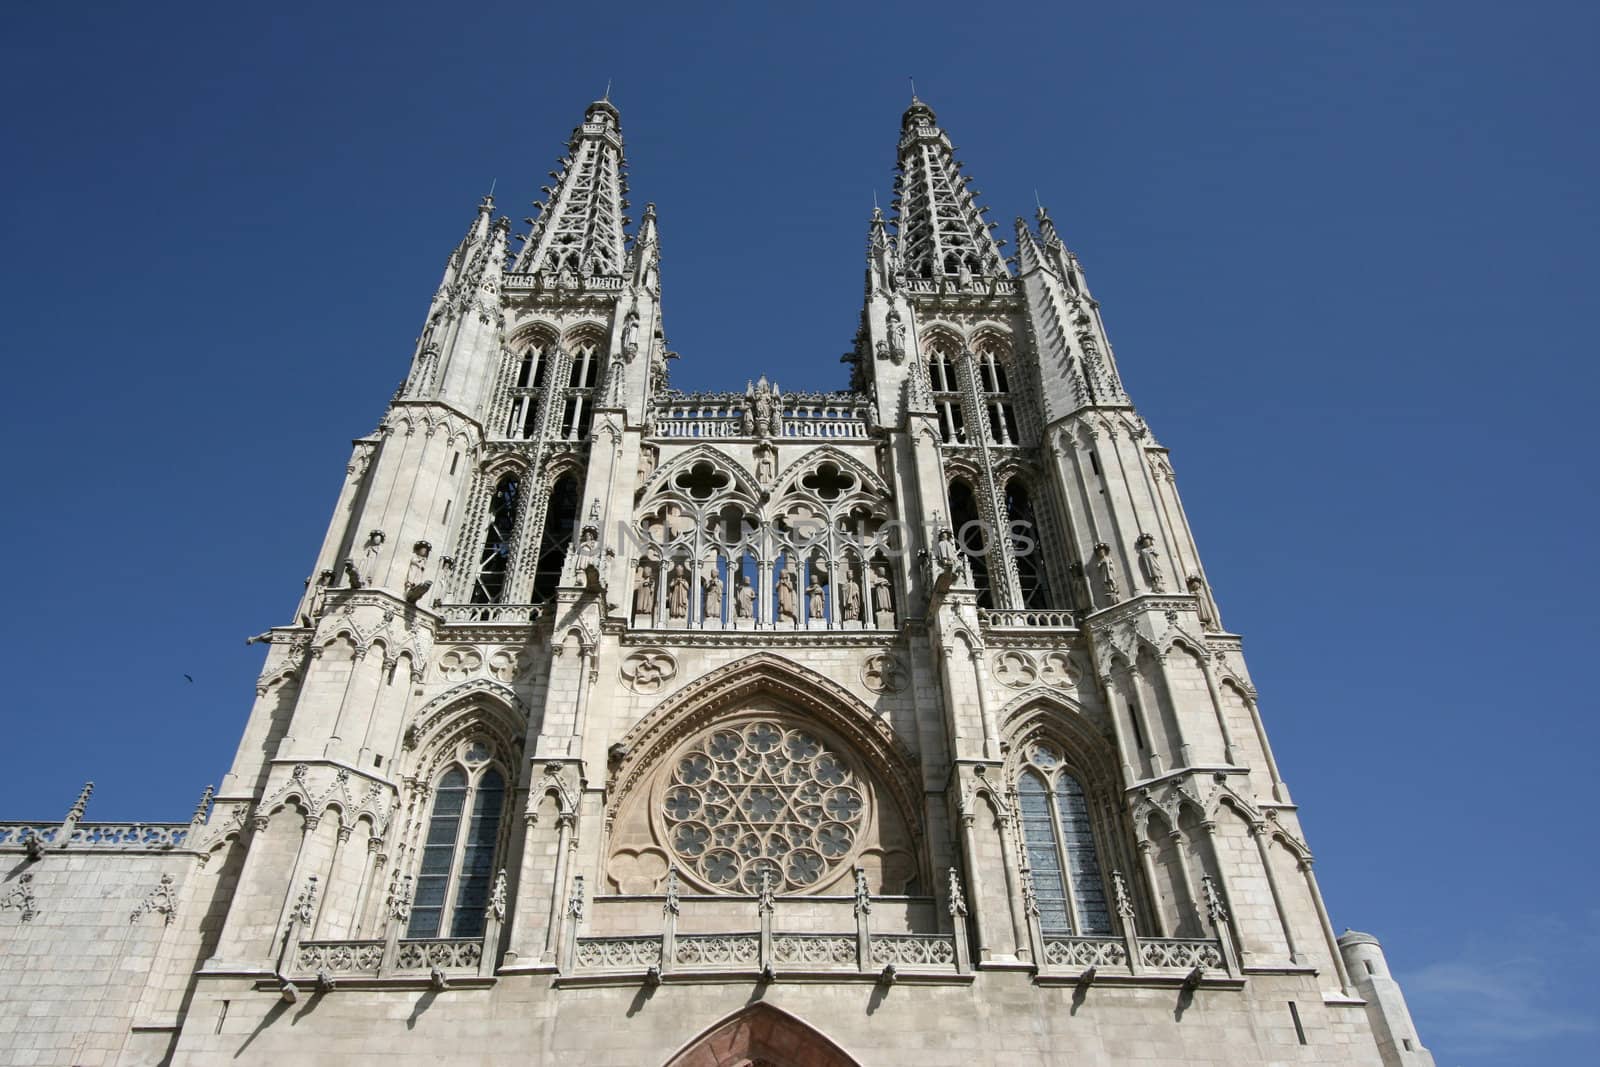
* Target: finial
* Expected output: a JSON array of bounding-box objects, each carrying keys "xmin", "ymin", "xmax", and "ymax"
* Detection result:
[
  {"xmin": 603, "ymin": 78, "xmax": 612, "ymax": 102},
  {"xmin": 67, "ymin": 781, "xmax": 94, "ymax": 823},
  {"xmin": 191, "ymin": 784, "xmax": 215, "ymax": 824},
  {"xmin": 1034, "ymin": 188, "xmax": 1042, "ymax": 211},
  {"xmin": 909, "ymin": 75, "xmax": 918, "ymax": 102}
]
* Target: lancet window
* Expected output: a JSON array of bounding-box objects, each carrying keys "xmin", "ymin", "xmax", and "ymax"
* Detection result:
[
  {"xmin": 948, "ymin": 478, "xmax": 993, "ymax": 608},
  {"xmin": 1004, "ymin": 478, "xmax": 1053, "ymax": 609},
  {"xmin": 408, "ymin": 742, "xmax": 507, "ymax": 939},
  {"xmin": 471, "ymin": 473, "xmax": 521, "ymax": 604},
  {"xmin": 630, "ymin": 454, "xmax": 896, "ymax": 631},
  {"xmin": 531, "ymin": 473, "xmax": 580, "ymax": 601},
  {"xmin": 1017, "ymin": 744, "xmax": 1111, "ymax": 936},
  {"xmin": 505, "ymin": 336, "xmax": 553, "ymax": 439},
  {"xmin": 560, "ymin": 335, "xmax": 601, "ymax": 440},
  {"xmin": 926, "ymin": 336, "xmax": 964, "ymax": 444},
  {"xmin": 975, "ymin": 337, "xmax": 1019, "ymax": 446}
]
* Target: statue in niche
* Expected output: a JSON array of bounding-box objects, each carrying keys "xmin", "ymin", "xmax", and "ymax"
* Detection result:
[
  {"xmin": 1094, "ymin": 542, "xmax": 1121, "ymax": 604},
  {"xmin": 776, "ymin": 569, "xmax": 798, "ymax": 621},
  {"xmin": 1188, "ymin": 574, "xmax": 1219, "ymax": 631},
  {"xmin": 871, "ymin": 565, "xmax": 895, "ymax": 617},
  {"xmin": 361, "ymin": 529, "xmax": 386, "ymax": 586},
  {"xmin": 621, "ymin": 308, "xmax": 640, "ymax": 358},
  {"xmin": 1135, "ymin": 532, "xmax": 1165, "ymax": 592},
  {"xmin": 956, "ymin": 258, "xmax": 974, "ymax": 290},
  {"xmin": 735, "ymin": 574, "xmax": 756, "ymax": 619},
  {"xmin": 807, "ymin": 576, "xmax": 826, "ymax": 620},
  {"xmin": 302, "ymin": 569, "xmax": 335, "ymax": 626},
  {"xmin": 404, "ymin": 541, "xmax": 433, "ymax": 603},
  {"xmin": 667, "ymin": 563, "xmax": 690, "ymax": 619},
  {"xmin": 748, "ymin": 378, "xmax": 774, "ymax": 440},
  {"xmin": 633, "ymin": 559, "xmax": 657, "ymax": 617},
  {"xmin": 1068, "ymin": 559, "xmax": 1093, "ymax": 615},
  {"xmin": 885, "ymin": 307, "xmax": 906, "ymax": 364},
  {"xmin": 703, "ymin": 567, "xmax": 723, "ymax": 619},
  {"xmin": 755, "ymin": 446, "xmax": 775, "ymax": 485},
  {"xmin": 841, "ymin": 572, "xmax": 863, "ymax": 621}
]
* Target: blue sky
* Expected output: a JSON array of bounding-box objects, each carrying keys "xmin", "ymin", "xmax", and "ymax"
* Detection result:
[{"xmin": 2, "ymin": 3, "xmax": 1595, "ymax": 1062}]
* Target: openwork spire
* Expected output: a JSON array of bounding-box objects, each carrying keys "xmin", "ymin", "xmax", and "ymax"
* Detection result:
[
  {"xmin": 891, "ymin": 100, "xmax": 1007, "ymax": 281},
  {"xmin": 513, "ymin": 100, "xmax": 629, "ymax": 278}
]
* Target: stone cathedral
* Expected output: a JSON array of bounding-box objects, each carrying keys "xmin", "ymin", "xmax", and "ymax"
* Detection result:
[{"xmin": 0, "ymin": 99, "xmax": 1435, "ymax": 1067}]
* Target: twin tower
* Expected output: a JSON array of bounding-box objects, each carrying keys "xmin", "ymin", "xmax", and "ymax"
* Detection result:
[{"xmin": 0, "ymin": 98, "xmax": 1434, "ymax": 1066}]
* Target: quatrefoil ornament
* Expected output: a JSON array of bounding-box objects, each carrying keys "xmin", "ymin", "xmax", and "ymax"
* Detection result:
[{"xmin": 621, "ymin": 649, "xmax": 678, "ymax": 694}]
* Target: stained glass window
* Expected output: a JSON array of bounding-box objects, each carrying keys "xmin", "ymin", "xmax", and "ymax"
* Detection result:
[
  {"xmin": 1018, "ymin": 751, "xmax": 1112, "ymax": 935},
  {"xmin": 407, "ymin": 757, "xmax": 506, "ymax": 939},
  {"xmin": 661, "ymin": 719, "xmax": 868, "ymax": 893}
]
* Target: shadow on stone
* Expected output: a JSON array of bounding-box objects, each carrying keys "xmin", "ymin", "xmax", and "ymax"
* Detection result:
[
  {"xmin": 406, "ymin": 987, "xmax": 440, "ymax": 1030},
  {"xmin": 234, "ymin": 999, "xmax": 290, "ymax": 1058}
]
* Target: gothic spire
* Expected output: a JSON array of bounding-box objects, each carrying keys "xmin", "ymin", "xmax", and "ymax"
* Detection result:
[
  {"xmin": 890, "ymin": 100, "xmax": 1007, "ymax": 281},
  {"xmin": 513, "ymin": 100, "xmax": 630, "ymax": 278}
]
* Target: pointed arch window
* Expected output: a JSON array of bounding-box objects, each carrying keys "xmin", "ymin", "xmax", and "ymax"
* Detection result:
[
  {"xmin": 409, "ymin": 755, "xmax": 507, "ymax": 939},
  {"xmin": 1004, "ymin": 479, "xmax": 1053, "ymax": 609},
  {"xmin": 506, "ymin": 337, "xmax": 552, "ymax": 439},
  {"xmin": 531, "ymin": 474, "xmax": 580, "ymax": 601},
  {"xmin": 472, "ymin": 473, "xmax": 521, "ymax": 604},
  {"xmin": 948, "ymin": 478, "xmax": 992, "ymax": 608},
  {"xmin": 561, "ymin": 337, "xmax": 601, "ymax": 440},
  {"xmin": 925, "ymin": 338, "xmax": 964, "ymax": 444},
  {"xmin": 975, "ymin": 340, "xmax": 1019, "ymax": 445},
  {"xmin": 1017, "ymin": 752, "xmax": 1111, "ymax": 936}
]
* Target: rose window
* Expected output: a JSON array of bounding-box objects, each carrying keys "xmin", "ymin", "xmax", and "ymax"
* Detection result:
[{"xmin": 660, "ymin": 719, "xmax": 868, "ymax": 893}]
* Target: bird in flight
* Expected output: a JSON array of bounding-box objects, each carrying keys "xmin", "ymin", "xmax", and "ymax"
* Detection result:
[{"xmin": 183, "ymin": 674, "xmax": 194, "ymax": 684}]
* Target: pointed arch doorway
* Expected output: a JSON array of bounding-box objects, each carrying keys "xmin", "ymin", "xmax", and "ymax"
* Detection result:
[{"xmin": 662, "ymin": 1003, "xmax": 863, "ymax": 1067}]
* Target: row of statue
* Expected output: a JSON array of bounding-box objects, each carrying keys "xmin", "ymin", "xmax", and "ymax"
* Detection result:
[{"xmin": 631, "ymin": 558, "xmax": 895, "ymax": 625}]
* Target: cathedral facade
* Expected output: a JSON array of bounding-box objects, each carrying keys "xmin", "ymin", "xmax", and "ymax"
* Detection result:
[{"xmin": 0, "ymin": 99, "xmax": 1434, "ymax": 1066}]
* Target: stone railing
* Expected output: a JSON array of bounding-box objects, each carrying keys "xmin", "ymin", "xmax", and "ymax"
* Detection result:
[
  {"xmin": 500, "ymin": 272, "xmax": 624, "ymax": 293},
  {"xmin": 1140, "ymin": 937, "xmax": 1225, "ymax": 971},
  {"xmin": 292, "ymin": 936, "xmax": 490, "ymax": 982},
  {"xmin": 901, "ymin": 277, "xmax": 1019, "ymax": 298},
  {"xmin": 1027, "ymin": 871, "xmax": 1239, "ymax": 985},
  {"xmin": 564, "ymin": 866, "xmax": 970, "ymax": 981},
  {"xmin": 435, "ymin": 603, "xmax": 543, "ymax": 625},
  {"xmin": 978, "ymin": 608, "xmax": 1078, "ymax": 630},
  {"xmin": 0, "ymin": 822, "xmax": 191, "ymax": 851},
  {"xmin": 654, "ymin": 399, "xmax": 744, "ymax": 439},
  {"xmin": 648, "ymin": 393, "xmax": 875, "ymax": 442}
]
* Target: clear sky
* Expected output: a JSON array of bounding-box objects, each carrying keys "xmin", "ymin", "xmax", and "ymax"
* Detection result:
[{"xmin": 2, "ymin": 3, "xmax": 1595, "ymax": 1063}]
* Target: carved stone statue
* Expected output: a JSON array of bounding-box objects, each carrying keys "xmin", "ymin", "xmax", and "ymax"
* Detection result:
[
  {"xmin": 755, "ymin": 446, "xmax": 775, "ymax": 485},
  {"xmin": 703, "ymin": 568, "xmax": 723, "ymax": 619},
  {"xmin": 885, "ymin": 307, "xmax": 906, "ymax": 364},
  {"xmin": 806, "ymin": 577, "xmax": 825, "ymax": 620},
  {"xmin": 1188, "ymin": 574, "xmax": 1219, "ymax": 631},
  {"xmin": 776, "ymin": 570, "xmax": 798, "ymax": 621},
  {"xmin": 404, "ymin": 541, "xmax": 432, "ymax": 603},
  {"xmin": 361, "ymin": 529, "xmax": 386, "ymax": 586},
  {"xmin": 633, "ymin": 560, "xmax": 657, "ymax": 617},
  {"xmin": 667, "ymin": 563, "xmax": 690, "ymax": 619},
  {"xmin": 871, "ymin": 565, "xmax": 894, "ymax": 617},
  {"xmin": 841, "ymin": 573, "xmax": 862, "ymax": 621},
  {"xmin": 621, "ymin": 308, "xmax": 640, "ymax": 356},
  {"xmin": 735, "ymin": 574, "xmax": 755, "ymax": 619},
  {"xmin": 1094, "ymin": 542, "xmax": 1121, "ymax": 604},
  {"xmin": 956, "ymin": 258, "xmax": 973, "ymax": 290},
  {"xmin": 1135, "ymin": 532, "xmax": 1165, "ymax": 592},
  {"xmin": 302, "ymin": 569, "xmax": 335, "ymax": 626},
  {"xmin": 1068, "ymin": 560, "xmax": 1092, "ymax": 614}
]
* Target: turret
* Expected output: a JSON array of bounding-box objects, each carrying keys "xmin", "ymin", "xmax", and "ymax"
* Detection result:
[{"xmin": 1339, "ymin": 931, "xmax": 1437, "ymax": 1066}]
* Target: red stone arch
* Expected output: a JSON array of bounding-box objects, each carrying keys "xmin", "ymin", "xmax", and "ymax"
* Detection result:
[{"xmin": 663, "ymin": 1003, "xmax": 862, "ymax": 1067}]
